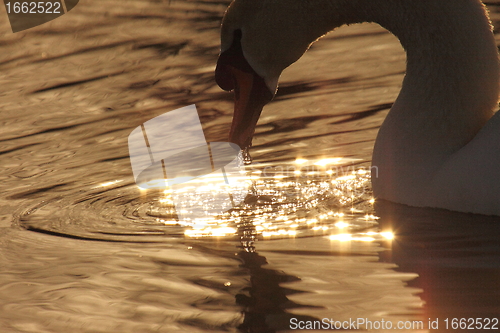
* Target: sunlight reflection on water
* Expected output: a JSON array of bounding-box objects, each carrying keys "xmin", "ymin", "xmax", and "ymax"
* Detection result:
[{"xmin": 141, "ymin": 156, "xmax": 387, "ymax": 242}]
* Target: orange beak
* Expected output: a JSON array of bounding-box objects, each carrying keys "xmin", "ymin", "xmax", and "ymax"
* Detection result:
[{"xmin": 215, "ymin": 30, "xmax": 274, "ymax": 149}]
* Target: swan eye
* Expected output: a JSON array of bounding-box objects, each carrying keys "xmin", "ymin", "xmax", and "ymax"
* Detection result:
[{"xmin": 215, "ymin": 29, "xmax": 255, "ymax": 91}]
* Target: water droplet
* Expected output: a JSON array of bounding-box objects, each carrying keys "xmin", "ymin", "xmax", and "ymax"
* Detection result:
[{"xmin": 240, "ymin": 146, "xmax": 252, "ymax": 165}]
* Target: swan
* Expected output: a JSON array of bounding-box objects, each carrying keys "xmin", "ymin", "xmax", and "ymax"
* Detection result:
[{"xmin": 215, "ymin": 0, "xmax": 500, "ymax": 216}]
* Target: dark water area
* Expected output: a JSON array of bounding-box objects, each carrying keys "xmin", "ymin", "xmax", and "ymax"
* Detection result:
[{"xmin": 0, "ymin": 0, "xmax": 499, "ymax": 332}]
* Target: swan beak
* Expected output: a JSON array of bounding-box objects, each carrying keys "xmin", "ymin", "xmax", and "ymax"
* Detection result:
[
  {"xmin": 226, "ymin": 66, "xmax": 273, "ymax": 149},
  {"xmin": 215, "ymin": 29, "xmax": 274, "ymax": 149}
]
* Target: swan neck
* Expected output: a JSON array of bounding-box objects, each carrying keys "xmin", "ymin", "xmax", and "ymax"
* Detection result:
[
  {"xmin": 367, "ymin": 0, "xmax": 500, "ymax": 204},
  {"xmin": 367, "ymin": 0, "xmax": 500, "ymax": 154}
]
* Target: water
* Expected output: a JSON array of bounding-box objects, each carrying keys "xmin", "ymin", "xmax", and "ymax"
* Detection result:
[{"xmin": 0, "ymin": 0, "xmax": 499, "ymax": 332}]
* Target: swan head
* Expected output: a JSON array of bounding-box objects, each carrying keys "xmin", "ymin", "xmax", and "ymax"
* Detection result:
[{"xmin": 216, "ymin": 0, "xmax": 342, "ymax": 148}]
